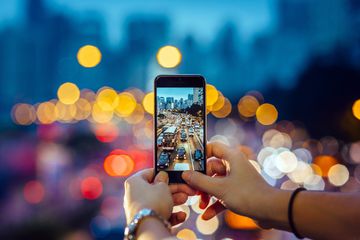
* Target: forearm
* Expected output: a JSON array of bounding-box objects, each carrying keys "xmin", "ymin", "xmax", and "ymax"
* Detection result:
[
  {"xmin": 258, "ymin": 189, "xmax": 360, "ymax": 239},
  {"xmin": 137, "ymin": 217, "xmax": 174, "ymax": 240}
]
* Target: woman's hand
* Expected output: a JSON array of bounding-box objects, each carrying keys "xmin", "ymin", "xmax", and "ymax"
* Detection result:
[
  {"xmin": 182, "ymin": 142, "xmax": 279, "ymax": 222},
  {"xmin": 124, "ymin": 168, "xmax": 196, "ymax": 226}
]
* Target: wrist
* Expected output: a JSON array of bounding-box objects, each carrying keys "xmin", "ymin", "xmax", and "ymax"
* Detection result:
[
  {"xmin": 259, "ymin": 188, "xmax": 291, "ymax": 229},
  {"xmin": 137, "ymin": 216, "xmax": 172, "ymax": 240}
]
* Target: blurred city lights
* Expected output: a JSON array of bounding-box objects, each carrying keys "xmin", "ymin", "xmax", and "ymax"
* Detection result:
[
  {"xmin": 206, "ymin": 84, "xmax": 219, "ymax": 106},
  {"xmin": 142, "ymin": 92, "xmax": 154, "ymax": 114},
  {"xmin": 275, "ymin": 151, "xmax": 298, "ymax": 173},
  {"xmin": 77, "ymin": 45, "xmax": 102, "ymax": 68},
  {"xmin": 11, "ymin": 103, "xmax": 36, "ymax": 125},
  {"xmin": 115, "ymin": 92, "xmax": 137, "ymax": 117},
  {"xmin": 57, "ymin": 82, "xmax": 80, "ymax": 105},
  {"xmin": 36, "ymin": 101, "xmax": 58, "ymax": 124},
  {"xmin": 224, "ymin": 211, "xmax": 258, "ymax": 230},
  {"xmin": 237, "ymin": 95, "xmax": 259, "ymax": 118},
  {"xmin": 91, "ymin": 102, "xmax": 114, "ymax": 123},
  {"xmin": 196, "ymin": 214, "xmax": 219, "ymax": 235},
  {"xmin": 287, "ymin": 160, "xmax": 313, "ymax": 184},
  {"xmin": 256, "ymin": 103, "xmax": 278, "ymax": 125},
  {"xmin": 352, "ymin": 99, "xmax": 360, "ymax": 120},
  {"xmin": 349, "ymin": 141, "xmax": 360, "ymax": 163},
  {"xmin": 56, "ymin": 101, "xmax": 77, "ymax": 122},
  {"xmin": 89, "ymin": 216, "xmax": 111, "ymax": 238},
  {"xmin": 211, "ymin": 98, "xmax": 232, "ymax": 118},
  {"xmin": 210, "ymin": 91, "xmax": 225, "ymax": 111},
  {"xmin": 103, "ymin": 152, "xmax": 134, "ymax": 177},
  {"xmin": 80, "ymin": 176, "xmax": 103, "ymax": 200},
  {"xmin": 23, "ymin": 180, "xmax": 45, "ymax": 204},
  {"xmin": 124, "ymin": 104, "xmax": 144, "ymax": 124},
  {"xmin": 74, "ymin": 98, "xmax": 92, "ymax": 120},
  {"xmin": 96, "ymin": 87, "xmax": 119, "ymax": 111},
  {"xmin": 156, "ymin": 45, "xmax": 182, "ymax": 68},
  {"xmin": 328, "ymin": 164, "xmax": 349, "ymax": 186},
  {"xmin": 176, "ymin": 228, "xmax": 197, "ymax": 240},
  {"xmin": 94, "ymin": 123, "xmax": 119, "ymax": 143},
  {"xmin": 313, "ymin": 155, "xmax": 338, "ymax": 177}
]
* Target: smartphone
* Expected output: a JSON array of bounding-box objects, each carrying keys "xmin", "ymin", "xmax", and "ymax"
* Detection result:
[{"xmin": 154, "ymin": 75, "xmax": 206, "ymax": 183}]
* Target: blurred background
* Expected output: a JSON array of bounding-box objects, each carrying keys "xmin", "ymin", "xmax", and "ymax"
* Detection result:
[{"xmin": 1, "ymin": 0, "xmax": 360, "ymax": 239}]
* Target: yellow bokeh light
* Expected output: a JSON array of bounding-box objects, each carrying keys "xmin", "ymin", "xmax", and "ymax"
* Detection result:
[
  {"xmin": 238, "ymin": 95, "xmax": 259, "ymax": 118},
  {"xmin": 74, "ymin": 98, "xmax": 92, "ymax": 120},
  {"xmin": 57, "ymin": 82, "xmax": 80, "ymax": 105},
  {"xmin": 96, "ymin": 87, "xmax": 119, "ymax": 111},
  {"xmin": 176, "ymin": 229, "xmax": 197, "ymax": 240},
  {"xmin": 211, "ymin": 91, "xmax": 225, "ymax": 111},
  {"xmin": 256, "ymin": 103, "xmax": 278, "ymax": 125},
  {"xmin": 91, "ymin": 102, "xmax": 113, "ymax": 124},
  {"xmin": 196, "ymin": 214, "xmax": 219, "ymax": 235},
  {"xmin": 211, "ymin": 98, "xmax": 232, "ymax": 118},
  {"xmin": 11, "ymin": 103, "xmax": 36, "ymax": 125},
  {"xmin": 352, "ymin": 99, "xmax": 360, "ymax": 120},
  {"xmin": 56, "ymin": 101, "xmax": 77, "ymax": 122},
  {"xmin": 206, "ymin": 84, "xmax": 219, "ymax": 106},
  {"xmin": 115, "ymin": 92, "xmax": 137, "ymax": 117},
  {"xmin": 142, "ymin": 92, "xmax": 154, "ymax": 115},
  {"xmin": 156, "ymin": 45, "xmax": 182, "ymax": 68},
  {"xmin": 77, "ymin": 45, "xmax": 102, "ymax": 68},
  {"xmin": 36, "ymin": 102, "xmax": 58, "ymax": 124},
  {"xmin": 124, "ymin": 104, "xmax": 144, "ymax": 124}
]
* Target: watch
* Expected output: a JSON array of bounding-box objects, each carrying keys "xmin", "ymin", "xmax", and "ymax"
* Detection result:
[{"xmin": 124, "ymin": 208, "xmax": 171, "ymax": 240}]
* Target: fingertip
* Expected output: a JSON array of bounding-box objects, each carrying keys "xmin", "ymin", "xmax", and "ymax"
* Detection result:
[
  {"xmin": 154, "ymin": 171, "xmax": 169, "ymax": 184},
  {"xmin": 181, "ymin": 170, "xmax": 191, "ymax": 182}
]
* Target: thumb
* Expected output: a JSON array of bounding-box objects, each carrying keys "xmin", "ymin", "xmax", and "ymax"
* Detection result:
[
  {"xmin": 154, "ymin": 171, "xmax": 169, "ymax": 184},
  {"xmin": 182, "ymin": 170, "xmax": 223, "ymax": 198}
]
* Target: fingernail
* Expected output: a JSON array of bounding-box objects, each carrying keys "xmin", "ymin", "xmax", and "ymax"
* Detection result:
[
  {"xmin": 182, "ymin": 171, "xmax": 191, "ymax": 181},
  {"xmin": 157, "ymin": 171, "xmax": 167, "ymax": 182},
  {"xmin": 201, "ymin": 214, "xmax": 208, "ymax": 221}
]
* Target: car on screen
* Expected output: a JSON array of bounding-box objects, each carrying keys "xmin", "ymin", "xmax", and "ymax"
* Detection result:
[
  {"xmin": 194, "ymin": 149, "xmax": 203, "ymax": 161},
  {"xmin": 188, "ymin": 127, "xmax": 194, "ymax": 136},
  {"xmin": 176, "ymin": 147, "xmax": 186, "ymax": 160},
  {"xmin": 157, "ymin": 136, "xmax": 164, "ymax": 147},
  {"xmin": 158, "ymin": 152, "xmax": 171, "ymax": 169},
  {"xmin": 180, "ymin": 132, "xmax": 187, "ymax": 141}
]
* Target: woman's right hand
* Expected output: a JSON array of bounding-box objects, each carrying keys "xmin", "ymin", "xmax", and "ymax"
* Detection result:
[{"xmin": 182, "ymin": 142, "xmax": 283, "ymax": 222}]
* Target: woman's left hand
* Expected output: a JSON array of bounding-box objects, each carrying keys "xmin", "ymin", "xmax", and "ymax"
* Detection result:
[{"xmin": 123, "ymin": 168, "xmax": 196, "ymax": 226}]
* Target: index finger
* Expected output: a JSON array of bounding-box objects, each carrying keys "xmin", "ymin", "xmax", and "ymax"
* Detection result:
[
  {"xmin": 133, "ymin": 168, "xmax": 154, "ymax": 182},
  {"xmin": 206, "ymin": 142, "xmax": 231, "ymax": 160}
]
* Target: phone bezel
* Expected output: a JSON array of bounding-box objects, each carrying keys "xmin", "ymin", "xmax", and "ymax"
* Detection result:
[{"xmin": 154, "ymin": 75, "xmax": 207, "ymax": 184}]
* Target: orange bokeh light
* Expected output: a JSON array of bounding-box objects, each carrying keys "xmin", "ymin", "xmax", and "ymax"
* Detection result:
[
  {"xmin": 224, "ymin": 210, "xmax": 259, "ymax": 230},
  {"xmin": 104, "ymin": 150, "xmax": 135, "ymax": 177},
  {"xmin": 313, "ymin": 155, "xmax": 338, "ymax": 177},
  {"xmin": 80, "ymin": 176, "xmax": 103, "ymax": 200},
  {"xmin": 23, "ymin": 180, "xmax": 45, "ymax": 204}
]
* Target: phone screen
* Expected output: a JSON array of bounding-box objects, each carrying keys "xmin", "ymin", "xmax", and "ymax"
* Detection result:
[{"xmin": 155, "ymin": 76, "xmax": 206, "ymax": 181}]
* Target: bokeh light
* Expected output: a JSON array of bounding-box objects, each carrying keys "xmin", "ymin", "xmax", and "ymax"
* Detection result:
[
  {"xmin": 74, "ymin": 98, "xmax": 92, "ymax": 120},
  {"xmin": 256, "ymin": 103, "xmax": 278, "ymax": 125},
  {"xmin": 196, "ymin": 214, "xmax": 219, "ymax": 235},
  {"xmin": 77, "ymin": 45, "xmax": 102, "ymax": 68},
  {"xmin": 211, "ymin": 98, "xmax": 232, "ymax": 118},
  {"xmin": 103, "ymin": 152, "xmax": 134, "ymax": 177},
  {"xmin": 176, "ymin": 229, "xmax": 197, "ymax": 240},
  {"xmin": 313, "ymin": 155, "xmax": 338, "ymax": 177},
  {"xmin": 96, "ymin": 88, "xmax": 119, "ymax": 111},
  {"xmin": 56, "ymin": 101, "xmax": 77, "ymax": 122},
  {"xmin": 142, "ymin": 92, "xmax": 154, "ymax": 114},
  {"xmin": 91, "ymin": 102, "xmax": 113, "ymax": 123},
  {"xmin": 12, "ymin": 103, "xmax": 36, "ymax": 125},
  {"xmin": 124, "ymin": 104, "xmax": 144, "ymax": 124},
  {"xmin": 36, "ymin": 101, "xmax": 58, "ymax": 124},
  {"xmin": 237, "ymin": 95, "xmax": 259, "ymax": 118},
  {"xmin": 328, "ymin": 164, "xmax": 349, "ymax": 186},
  {"xmin": 224, "ymin": 211, "xmax": 258, "ymax": 230},
  {"xmin": 349, "ymin": 141, "xmax": 360, "ymax": 163},
  {"xmin": 275, "ymin": 150, "xmax": 298, "ymax": 173},
  {"xmin": 206, "ymin": 84, "xmax": 219, "ymax": 106},
  {"xmin": 94, "ymin": 123, "xmax": 119, "ymax": 143},
  {"xmin": 89, "ymin": 216, "xmax": 110, "ymax": 238},
  {"xmin": 23, "ymin": 180, "xmax": 45, "ymax": 204},
  {"xmin": 352, "ymin": 99, "xmax": 360, "ymax": 120},
  {"xmin": 80, "ymin": 176, "xmax": 103, "ymax": 200},
  {"xmin": 115, "ymin": 92, "xmax": 137, "ymax": 117},
  {"xmin": 211, "ymin": 91, "xmax": 225, "ymax": 111},
  {"xmin": 57, "ymin": 82, "xmax": 80, "ymax": 105},
  {"xmin": 156, "ymin": 45, "xmax": 182, "ymax": 68}
]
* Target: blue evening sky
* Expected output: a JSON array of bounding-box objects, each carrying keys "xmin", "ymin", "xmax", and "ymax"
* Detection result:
[{"xmin": 157, "ymin": 87, "xmax": 198, "ymax": 100}]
